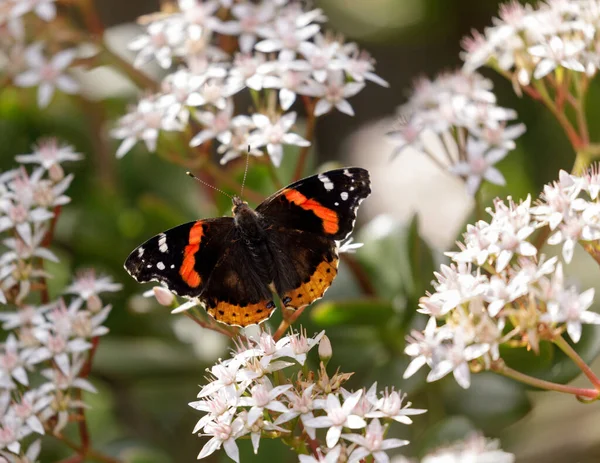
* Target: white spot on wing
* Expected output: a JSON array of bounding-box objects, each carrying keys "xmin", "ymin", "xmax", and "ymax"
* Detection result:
[
  {"xmin": 138, "ymin": 247, "xmax": 144, "ymax": 257},
  {"xmin": 157, "ymin": 262, "xmax": 165, "ymax": 270},
  {"xmin": 341, "ymin": 192, "xmax": 349, "ymax": 201},
  {"xmin": 344, "ymin": 169, "xmax": 352, "ymax": 177},
  {"xmin": 318, "ymin": 173, "xmax": 334, "ymax": 191},
  {"xmin": 158, "ymin": 233, "xmax": 168, "ymax": 253}
]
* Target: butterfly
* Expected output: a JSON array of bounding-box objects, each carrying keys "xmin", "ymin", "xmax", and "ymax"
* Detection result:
[{"xmin": 124, "ymin": 167, "xmax": 371, "ymax": 327}]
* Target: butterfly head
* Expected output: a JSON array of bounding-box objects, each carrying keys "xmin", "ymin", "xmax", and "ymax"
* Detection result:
[{"xmin": 232, "ymin": 196, "xmax": 255, "ymax": 221}]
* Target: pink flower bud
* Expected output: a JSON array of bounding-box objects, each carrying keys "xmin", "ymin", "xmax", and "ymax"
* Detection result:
[
  {"xmin": 153, "ymin": 286, "xmax": 175, "ymax": 306},
  {"xmin": 318, "ymin": 334, "xmax": 332, "ymax": 362}
]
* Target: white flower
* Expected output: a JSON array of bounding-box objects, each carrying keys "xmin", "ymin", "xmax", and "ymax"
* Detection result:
[
  {"xmin": 427, "ymin": 330, "xmax": 489, "ymax": 389},
  {"xmin": 15, "ymin": 138, "xmax": 81, "ymax": 171},
  {"xmin": 191, "ymin": 100, "xmax": 235, "ymax": 147},
  {"xmin": 64, "ymin": 270, "xmax": 122, "ymax": 300},
  {"xmin": 304, "ymin": 391, "xmax": 366, "ymax": 448},
  {"xmin": 365, "ymin": 388, "xmax": 426, "ymax": 424},
  {"xmin": 217, "ymin": 2, "xmax": 276, "ymax": 53},
  {"xmin": 14, "ymin": 44, "xmax": 79, "ymax": 108},
  {"xmin": 343, "ymin": 418, "xmax": 409, "ymax": 463},
  {"xmin": 248, "ymin": 112, "xmax": 310, "ymax": 167},
  {"xmin": 449, "ymin": 137, "xmax": 507, "ymax": 195},
  {"xmin": 529, "ymin": 36, "xmax": 586, "ymax": 79},
  {"xmin": 0, "ymin": 334, "xmax": 32, "ymax": 387},
  {"xmin": 276, "ymin": 329, "xmax": 324, "ymax": 365},
  {"xmin": 111, "ymin": 95, "xmax": 184, "ymax": 158},
  {"xmin": 237, "ymin": 383, "xmax": 291, "ymax": 426},
  {"xmin": 298, "ymin": 445, "xmax": 342, "ymax": 463},
  {"xmin": 298, "ymin": 34, "xmax": 341, "ymax": 83},
  {"xmin": 543, "ymin": 287, "xmax": 599, "ymax": 343},
  {"xmin": 197, "ymin": 359, "xmax": 245, "ymax": 400},
  {"xmin": 129, "ymin": 17, "xmax": 186, "ymax": 69},
  {"xmin": 190, "ymin": 388, "xmax": 239, "ymax": 434},
  {"xmin": 255, "ymin": 6, "xmax": 324, "ymax": 57},
  {"xmin": 198, "ymin": 414, "xmax": 244, "ymax": 462},
  {"xmin": 421, "ymin": 433, "xmax": 514, "ymax": 463},
  {"xmin": 301, "ymin": 71, "xmax": 364, "ymax": 117},
  {"xmin": 262, "ymin": 62, "xmax": 311, "ymax": 111},
  {"xmin": 217, "ymin": 115, "xmax": 259, "ymax": 165},
  {"xmin": 275, "ymin": 385, "xmax": 319, "ymax": 438},
  {"xmin": 403, "ymin": 317, "xmax": 449, "ymax": 379},
  {"xmin": 338, "ymin": 44, "xmax": 389, "ymax": 87}
]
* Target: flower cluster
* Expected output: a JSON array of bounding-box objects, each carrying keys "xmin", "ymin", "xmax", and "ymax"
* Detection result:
[
  {"xmin": 2, "ymin": 1, "xmax": 81, "ymax": 108},
  {"xmin": 112, "ymin": 0, "xmax": 387, "ymax": 165},
  {"xmin": 403, "ymin": 167, "xmax": 600, "ymax": 389},
  {"xmin": 190, "ymin": 329, "xmax": 425, "ymax": 462},
  {"xmin": 461, "ymin": 0, "xmax": 600, "ymax": 86},
  {"xmin": 0, "ymin": 140, "xmax": 120, "ymax": 460},
  {"xmin": 388, "ymin": 70, "xmax": 525, "ymax": 195},
  {"xmin": 419, "ymin": 433, "xmax": 515, "ymax": 463}
]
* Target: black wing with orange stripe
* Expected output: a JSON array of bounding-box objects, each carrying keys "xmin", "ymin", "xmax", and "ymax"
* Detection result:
[
  {"xmin": 256, "ymin": 167, "xmax": 371, "ymax": 240},
  {"xmin": 124, "ymin": 218, "xmax": 234, "ymax": 298},
  {"xmin": 257, "ymin": 167, "xmax": 371, "ymax": 309}
]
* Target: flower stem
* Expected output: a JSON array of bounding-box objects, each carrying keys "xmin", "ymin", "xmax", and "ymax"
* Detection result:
[
  {"xmin": 573, "ymin": 149, "xmax": 593, "ymax": 175},
  {"xmin": 552, "ymin": 334, "xmax": 600, "ymax": 390},
  {"xmin": 273, "ymin": 305, "xmax": 309, "ymax": 341},
  {"xmin": 99, "ymin": 44, "xmax": 160, "ymax": 92},
  {"xmin": 491, "ymin": 362, "xmax": 599, "ymax": 399},
  {"xmin": 55, "ymin": 434, "xmax": 122, "ymax": 463},
  {"xmin": 532, "ymin": 79, "xmax": 583, "ymax": 150},
  {"xmin": 293, "ymin": 98, "xmax": 317, "ymax": 181}
]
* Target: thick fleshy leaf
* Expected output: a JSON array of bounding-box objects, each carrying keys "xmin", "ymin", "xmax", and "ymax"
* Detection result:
[{"xmin": 311, "ymin": 299, "xmax": 395, "ymax": 326}]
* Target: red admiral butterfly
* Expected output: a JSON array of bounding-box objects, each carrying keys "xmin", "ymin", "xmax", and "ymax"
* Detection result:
[{"xmin": 124, "ymin": 167, "xmax": 371, "ymax": 327}]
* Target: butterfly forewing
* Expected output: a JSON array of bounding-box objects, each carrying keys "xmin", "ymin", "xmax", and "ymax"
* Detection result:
[
  {"xmin": 256, "ymin": 167, "xmax": 371, "ymax": 241},
  {"xmin": 124, "ymin": 218, "xmax": 234, "ymax": 298}
]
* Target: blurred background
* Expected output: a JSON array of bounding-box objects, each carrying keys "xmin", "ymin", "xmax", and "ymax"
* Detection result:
[{"xmin": 2, "ymin": 0, "xmax": 600, "ymax": 461}]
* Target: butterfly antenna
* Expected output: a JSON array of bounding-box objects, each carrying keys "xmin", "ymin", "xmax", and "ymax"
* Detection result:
[
  {"xmin": 186, "ymin": 171, "xmax": 233, "ymax": 200},
  {"xmin": 240, "ymin": 145, "xmax": 250, "ymax": 200}
]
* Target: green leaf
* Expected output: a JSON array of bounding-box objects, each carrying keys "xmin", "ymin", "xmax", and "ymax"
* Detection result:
[
  {"xmin": 442, "ymin": 373, "xmax": 531, "ymax": 432},
  {"xmin": 93, "ymin": 337, "xmax": 201, "ymax": 378},
  {"xmin": 502, "ymin": 324, "xmax": 600, "ymax": 386},
  {"xmin": 404, "ymin": 214, "xmax": 436, "ymax": 323},
  {"xmin": 416, "ymin": 415, "xmax": 478, "ymax": 457},
  {"xmin": 311, "ymin": 298, "xmax": 395, "ymax": 326}
]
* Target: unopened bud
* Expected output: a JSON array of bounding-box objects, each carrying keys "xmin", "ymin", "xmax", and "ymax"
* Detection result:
[
  {"xmin": 48, "ymin": 164, "xmax": 65, "ymax": 182},
  {"xmin": 318, "ymin": 334, "xmax": 332, "ymax": 364},
  {"xmin": 86, "ymin": 294, "xmax": 102, "ymax": 313},
  {"xmin": 153, "ymin": 286, "xmax": 175, "ymax": 306}
]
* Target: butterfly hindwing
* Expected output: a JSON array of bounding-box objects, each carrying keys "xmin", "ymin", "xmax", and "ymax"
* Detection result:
[
  {"xmin": 266, "ymin": 227, "xmax": 339, "ymax": 309},
  {"xmin": 124, "ymin": 218, "xmax": 234, "ymax": 298},
  {"xmin": 256, "ymin": 167, "xmax": 371, "ymax": 241},
  {"xmin": 201, "ymin": 237, "xmax": 277, "ymax": 326}
]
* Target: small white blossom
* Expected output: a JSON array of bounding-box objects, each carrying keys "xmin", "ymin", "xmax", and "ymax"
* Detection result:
[
  {"xmin": 304, "ymin": 391, "xmax": 366, "ymax": 448},
  {"xmin": 248, "ymin": 112, "xmax": 310, "ymax": 167},
  {"xmin": 343, "ymin": 418, "xmax": 409, "ymax": 463},
  {"xmin": 14, "ymin": 44, "xmax": 79, "ymax": 108}
]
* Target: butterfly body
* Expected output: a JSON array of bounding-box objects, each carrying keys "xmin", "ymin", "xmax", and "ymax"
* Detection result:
[{"xmin": 125, "ymin": 167, "xmax": 371, "ymax": 327}]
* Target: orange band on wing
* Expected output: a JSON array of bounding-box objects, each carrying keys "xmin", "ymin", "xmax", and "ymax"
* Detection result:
[
  {"xmin": 179, "ymin": 221, "xmax": 203, "ymax": 288},
  {"xmin": 284, "ymin": 189, "xmax": 339, "ymax": 234}
]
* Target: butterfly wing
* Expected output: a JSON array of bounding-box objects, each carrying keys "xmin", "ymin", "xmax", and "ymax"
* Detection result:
[
  {"xmin": 124, "ymin": 218, "xmax": 234, "ymax": 298},
  {"xmin": 256, "ymin": 167, "xmax": 371, "ymax": 241},
  {"xmin": 257, "ymin": 167, "xmax": 371, "ymax": 309},
  {"xmin": 200, "ymin": 237, "xmax": 277, "ymax": 327}
]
